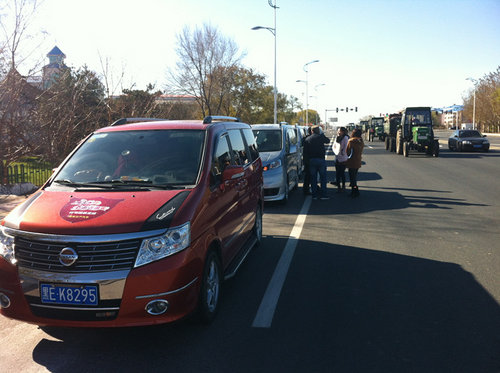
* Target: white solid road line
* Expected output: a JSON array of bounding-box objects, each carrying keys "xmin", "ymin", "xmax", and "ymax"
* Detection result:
[{"xmin": 252, "ymin": 196, "xmax": 312, "ymax": 328}]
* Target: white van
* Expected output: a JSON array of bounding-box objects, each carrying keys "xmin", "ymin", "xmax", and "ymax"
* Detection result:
[{"xmin": 252, "ymin": 123, "xmax": 300, "ymax": 203}]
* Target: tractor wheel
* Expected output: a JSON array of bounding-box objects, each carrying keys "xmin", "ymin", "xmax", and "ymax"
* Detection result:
[
  {"xmin": 396, "ymin": 131, "xmax": 403, "ymax": 155},
  {"xmin": 403, "ymin": 141, "xmax": 409, "ymax": 157}
]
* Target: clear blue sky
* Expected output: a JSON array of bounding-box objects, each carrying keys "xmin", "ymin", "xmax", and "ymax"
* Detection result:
[{"xmin": 25, "ymin": 0, "xmax": 500, "ymax": 123}]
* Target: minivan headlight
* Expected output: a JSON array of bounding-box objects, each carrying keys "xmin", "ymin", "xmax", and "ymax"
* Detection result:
[
  {"xmin": 0, "ymin": 229, "xmax": 16, "ymax": 265},
  {"xmin": 265, "ymin": 159, "xmax": 282, "ymax": 171},
  {"xmin": 134, "ymin": 222, "xmax": 190, "ymax": 267}
]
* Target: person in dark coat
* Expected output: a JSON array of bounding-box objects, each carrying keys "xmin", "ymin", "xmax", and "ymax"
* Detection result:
[
  {"xmin": 345, "ymin": 128, "xmax": 365, "ymax": 198},
  {"xmin": 303, "ymin": 125, "xmax": 330, "ymax": 200},
  {"xmin": 302, "ymin": 126, "xmax": 312, "ymax": 195}
]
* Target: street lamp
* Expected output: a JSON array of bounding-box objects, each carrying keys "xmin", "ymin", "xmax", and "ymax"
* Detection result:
[
  {"xmin": 466, "ymin": 77, "xmax": 476, "ymax": 130},
  {"xmin": 296, "ymin": 79, "xmax": 306, "ymax": 124},
  {"xmin": 252, "ymin": 0, "xmax": 278, "ymax": 124},
  {"xmin": 314, "ymin": 83, "xmax": 325, "ymax": 124},
  {"xmin": 303, "ymin": 59, "xmax": 319, "ymax": 125}
]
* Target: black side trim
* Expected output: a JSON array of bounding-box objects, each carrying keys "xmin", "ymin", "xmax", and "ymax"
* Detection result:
[{"xmin": 141, "ymin": 191, "xmax": 191, "ymax": 231}]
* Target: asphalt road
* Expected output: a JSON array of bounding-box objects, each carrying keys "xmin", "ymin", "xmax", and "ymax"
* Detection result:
[{"xmin": 1, "ymin": 131, "xmax": 499, "ymax": 372}]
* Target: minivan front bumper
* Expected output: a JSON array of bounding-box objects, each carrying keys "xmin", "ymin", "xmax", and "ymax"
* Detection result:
[
  {"xmin": 262, "ymin": 167, "xmax": 286, "ymax": 201},
  {"xmin": 0, "ymin": 227, "xmax": 203, "ymax": 327}
]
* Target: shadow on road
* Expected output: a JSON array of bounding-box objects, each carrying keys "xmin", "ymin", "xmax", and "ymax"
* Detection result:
[
  {"xmin": 263, "ymin": 183, "xmax": 487, "ymax": 216},
  {"xmin": 439, "ymin": 149, "xmax": 499, "ymax": 159},
  {"xmin": 31, "ymin": 239, "xmax": 500, "ymax": 372}
]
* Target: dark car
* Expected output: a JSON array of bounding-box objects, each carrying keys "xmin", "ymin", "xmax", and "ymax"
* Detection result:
[{"xmin": 448, "ymin": 130, "xmax": 490, "ymax": 152}]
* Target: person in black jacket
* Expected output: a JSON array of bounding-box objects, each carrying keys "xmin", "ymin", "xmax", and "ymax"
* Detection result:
[
  {"xmin": 302, "ymin": 126, "xmax": 312, "ymax": 195},
  {"xmin": 303, "ymin": 125, "xmax": 330, "ymax": 200}
]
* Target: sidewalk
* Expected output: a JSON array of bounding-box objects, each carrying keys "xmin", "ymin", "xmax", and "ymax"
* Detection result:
[{"xmin": 0, "ymin": 195, "xmax": 29, "ymax": 219}]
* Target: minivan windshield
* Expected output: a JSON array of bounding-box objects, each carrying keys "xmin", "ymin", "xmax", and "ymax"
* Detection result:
[
  {"xmin": 253, "ymin": 129, "xmax": 282, "ymax": 152},
  {"xmin": 53, "ymin": 130, "xmax": 205, "ymax": 187}
]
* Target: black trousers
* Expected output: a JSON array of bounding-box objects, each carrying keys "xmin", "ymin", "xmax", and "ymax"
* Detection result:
[
  {"xmin": 335, "ymin": 161, "xmax": 346, "ymax": 187},
  {"xmin": 348, "ymin": 168, "xmax": 359, "ymax": 187}
]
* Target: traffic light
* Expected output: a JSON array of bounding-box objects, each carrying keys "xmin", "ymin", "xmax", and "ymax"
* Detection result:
[
  {"xmin": 336, "ymin": 108, "xmax": 339, "ymax": 113},
  {"xmin": 355, "ymin": 107, "xmax": 358, "ymax": 112},
  {"xmin": 346, "ymin": 107, "xmax": 348, "ymax": 112}
]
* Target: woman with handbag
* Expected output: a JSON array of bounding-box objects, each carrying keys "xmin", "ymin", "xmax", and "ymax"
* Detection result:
[
  {"xmin": 345, "ymin": 128, "xmax": 365, "ymax": 198},
  {"xmin": 331, "ymin": 127, "xmax": 349, "ymax": 193}
]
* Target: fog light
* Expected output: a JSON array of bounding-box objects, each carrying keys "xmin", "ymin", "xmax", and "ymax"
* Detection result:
[
  {"xmin": 0, "ymin": 292, "xmax": 11, "ymax": 309},
  {"xmin": 145, "ymin": 299, "xmax": 169, "ymax": 315}
]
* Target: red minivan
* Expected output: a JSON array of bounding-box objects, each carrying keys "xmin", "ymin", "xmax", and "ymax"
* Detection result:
[{"xmin": 0, "ymin": 116, "xmax": 263, "ymax": 327}]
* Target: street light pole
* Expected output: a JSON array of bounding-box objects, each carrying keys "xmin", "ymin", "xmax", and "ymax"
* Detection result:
[
  {"xmin": 252, "ymin": 0, "xmax": 279, "ymax": 124},
  {"xmin": 303, "ymin": 60, "xmax": 319, "ymax": 125},
  {"xmin": 314, "ymin": 83, "xmax": 325, "ymax": 124},
  {"xmin": 296, "ymin": 79, "xmax": 306, "ymax": 124},
  {"xmin": 466, "ymin": 77, "xmax": 476, "ymax": 130}
]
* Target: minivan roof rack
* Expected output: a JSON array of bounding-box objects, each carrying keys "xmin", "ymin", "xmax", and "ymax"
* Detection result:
[
  {"xmin": 203, "ymin": 116, "xmax": 240, "ymax": 124},
  {"xmin": 111, "ymin": 118, "xmax": 169, "ymax": 126}
]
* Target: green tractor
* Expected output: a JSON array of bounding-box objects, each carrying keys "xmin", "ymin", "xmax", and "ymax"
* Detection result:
[
  {"xmin": 395, "ymin": 107, "xmax": 439, "ymax": 157},
  {"xmin": 368, "ymin": 117, "xmax": 384, "ymax": 142}
]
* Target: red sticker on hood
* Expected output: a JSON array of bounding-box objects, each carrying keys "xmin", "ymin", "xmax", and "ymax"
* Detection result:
[{"xmin": 60, "ymin": 197, "xmax": 124, "ymax": 223}]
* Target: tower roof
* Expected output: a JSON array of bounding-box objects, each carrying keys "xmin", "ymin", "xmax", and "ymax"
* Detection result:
[{"xmin": 47, "ymin": 46, "xmax": 66, "ymax": 58}]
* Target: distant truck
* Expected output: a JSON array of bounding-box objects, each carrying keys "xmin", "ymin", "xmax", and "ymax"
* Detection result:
[
  {"xmin": 383, "ymin": 113, "xmax": 402, "ymax": 152},
  {"xmin": 395, "ymin": 107, "xmax": 439, "ymax": 157}
]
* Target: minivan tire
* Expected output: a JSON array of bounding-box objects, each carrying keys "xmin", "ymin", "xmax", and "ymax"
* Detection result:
[
  {"xmin": 197, "ymin": 250, "xmax": 222, "ymax": 324},
  {"xmin": 280, "ymin": 179, "xmax": 289, "ymax": 204},
  {"xmin": 253, "ymin": 206, "xmax": 263, "ymax": 245}
]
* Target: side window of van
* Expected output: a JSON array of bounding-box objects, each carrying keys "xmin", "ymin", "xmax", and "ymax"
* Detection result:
[
  {"xmin": 284, "ymin": 129, "xmax": 290, "ymax": 154},
  {"xmin": 288, "ymin": 128, "xmax": 297, "ymax": 145},
  {"xmin": 228, "ymin": 130, "xmax": 249, "ymax": 166},
  {"xmin": 212, "ymin": 135, "xmax": 232, "ymax": 183},
  {"xmin": 242, "ymin": 128, "xmax": 259, "ymax": 161}
]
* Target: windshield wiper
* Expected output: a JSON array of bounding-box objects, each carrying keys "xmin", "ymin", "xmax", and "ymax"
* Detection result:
[
  {"xmin": 150, "ymin": 184, "xmax": 188, "ymax": 190},
  {"xmin": 53, "ymin": 179, "xmax": 150, "ymax": 190},
  {"xmin": 53, "ymin": 179, "xmax": 114, "ymax": 188},
  {"xmin": 53, "ymin": 179, "xmax": 187, "ymax": 190}
]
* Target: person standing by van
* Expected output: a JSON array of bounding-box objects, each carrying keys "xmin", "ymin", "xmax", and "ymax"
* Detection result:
[
  {"xmin": 304, "ymin": 125, "xmax": 330, "ymax": 200},
  {"xmin": 302, "ymin": 126, "xmax": 312, "ymax": 195},
  {"xmin": 332, "ymin": 127, "xmax": 349, "ymax": 193},
  {"xmin": 345, "ymin": 128, "xmax": 364, "ymax": 198}
]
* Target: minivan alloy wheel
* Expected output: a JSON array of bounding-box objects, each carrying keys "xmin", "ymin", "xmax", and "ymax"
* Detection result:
[
  {"xmin": 206, "ymin": 258, "xmax": 220, "ymax": 312},
  {"xmin": 254, "ymin": 206, "xmax": 263, "ymax": 244},
  {"xmin": 198, "ymin": 251, "xmax": 222, "ymax": 323}
]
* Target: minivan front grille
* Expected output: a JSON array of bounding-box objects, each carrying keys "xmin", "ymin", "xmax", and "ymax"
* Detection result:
[{"xmin": 15, "ymin": 237, "xmax": 141, "ymax": 273}]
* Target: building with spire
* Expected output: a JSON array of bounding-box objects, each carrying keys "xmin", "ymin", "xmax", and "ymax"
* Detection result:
[{"xmin": 42, "ymin": 46, "xmax": 68, "ymax": 89}]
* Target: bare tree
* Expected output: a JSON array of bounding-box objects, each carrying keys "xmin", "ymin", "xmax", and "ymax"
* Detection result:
[
  {"xmin": 0, "ymin": 0, "xmax": 45, "ymax": 184},
  {"xmin": 167, "ymin": 23, "xmax": 244, "ymax": 118},
  {"xmin": 463, "ymin": 66, "xmax": 500, "ymax": 133},
  {"xmin": 37, "ymin": 66, "xmax": 107, "ymax": 163}
]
